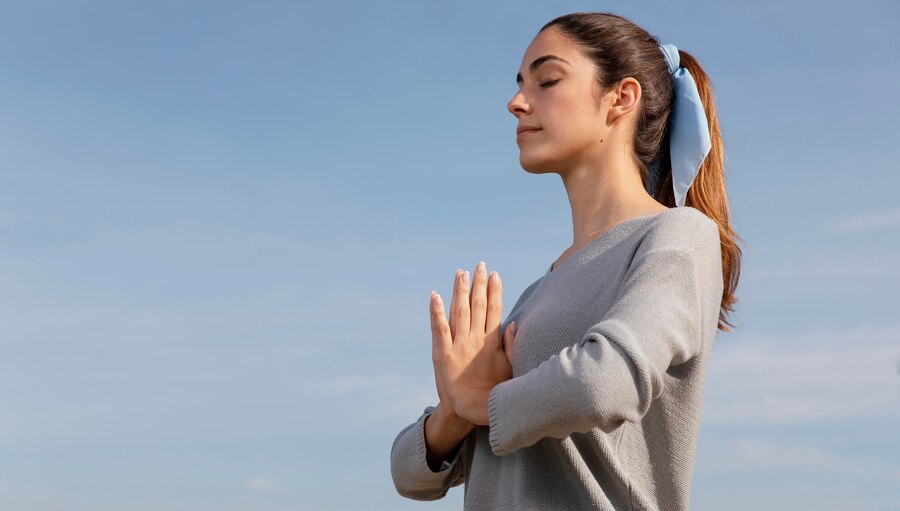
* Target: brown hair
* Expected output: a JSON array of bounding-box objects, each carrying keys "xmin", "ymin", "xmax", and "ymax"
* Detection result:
[{"xmin": 540, "ymin": 12, "xmax": 742, "ymax": 333}]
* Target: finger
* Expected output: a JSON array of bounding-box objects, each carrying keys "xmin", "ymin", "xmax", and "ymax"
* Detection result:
[
  {"xmin": 503, "ymin": 321, "xmax": 517, "ymax": 362},
  {"xmin": 430, "ymin": 292, "xmax": 453, "ymax": 408},
  {"xmin": 449, "ymin": 269, "xmax": 462, "ymax": 339},
  {"xmin": 430, "ymin": 291, "xmax": 451, "ymax": 356},
  {"xmin": 470, "ymin": 261, "xmax": 488, "ymax": 335},
  {"xmin": 485, "ymin": 270, "xmax": 503, "ymax": 347},
  {"xmin": 455, "ymin": 269, "xmax": 471, "ymax": 341},
  {"xmin": 431, "ymin": 296, "xmax": 449, "ymax": 401}
]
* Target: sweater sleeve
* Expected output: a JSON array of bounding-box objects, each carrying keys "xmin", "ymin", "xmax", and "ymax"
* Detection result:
[
  {"xmin": 487, "ymin": 227, "xmax": 719, "ymax": 456},
  {"xmin": 390, "ymin": 405, "xmax": 470, "ymax": 500}
]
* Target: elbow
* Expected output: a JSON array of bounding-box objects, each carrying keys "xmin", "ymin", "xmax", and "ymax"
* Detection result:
[
  {"xmin": 389, "ymin": 445, "xmax": 450, "ymax": 501},
  {"xmin": 393, "ymin": 486, "xmax": 449, "ymax": 502},
  {"xmin": 390, "ymin": 472, "xmax": 449, "ymax": 501},
  {"xmin": 587, "ymin": 396, "xmax": 641, "ymax": 434},
  {"xmin": 595, "ymin": 416, "xmax": 627, "ymax": 435},
  {"xmin": 582, "ymin": 334, "xmax": 663, "ymax": 432}
]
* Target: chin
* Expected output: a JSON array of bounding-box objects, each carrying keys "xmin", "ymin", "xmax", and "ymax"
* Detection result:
[{"xmin": 518, "ymin": 146, "xmax": 566, "ymax": 175}]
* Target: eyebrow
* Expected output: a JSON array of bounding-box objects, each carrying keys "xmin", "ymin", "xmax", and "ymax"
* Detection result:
[{"xmin": 516, "ymin": 55, "xmax": 572, "ymax": 84}]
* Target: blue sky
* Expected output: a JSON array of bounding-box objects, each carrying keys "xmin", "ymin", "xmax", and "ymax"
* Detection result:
[{"xmin": 1, "ymin": 0, "xmax": 898, "ymax": 509}]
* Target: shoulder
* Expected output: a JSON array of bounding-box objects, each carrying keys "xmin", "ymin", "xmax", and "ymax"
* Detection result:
[
  {"xmin": 631, "ymin": 207, "xmax": 721, "ymax": 275},
  {"xmin": 638, "ymin": 206, "xmax": 719, "ymax": 254}
]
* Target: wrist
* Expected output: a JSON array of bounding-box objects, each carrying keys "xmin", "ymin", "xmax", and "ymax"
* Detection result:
[{"xmin": 435, "ymin": 402, "xmax": 475, "ymax": 433}]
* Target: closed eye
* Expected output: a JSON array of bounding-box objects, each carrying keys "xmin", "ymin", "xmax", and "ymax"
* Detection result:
[{"xmin": 540, "ymin": 79, "xmax": 561, "ymax": 88}]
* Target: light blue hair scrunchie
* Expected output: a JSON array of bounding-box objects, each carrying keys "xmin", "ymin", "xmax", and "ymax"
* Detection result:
[{"xmin": 656, "ymin": 43, "xmax": 712, "ymax": 207}]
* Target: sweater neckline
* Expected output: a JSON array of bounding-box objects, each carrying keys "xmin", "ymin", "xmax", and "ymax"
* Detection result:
[{"xmin": 545, "ymin": 210, "xmax": 669, "ymax": 275}]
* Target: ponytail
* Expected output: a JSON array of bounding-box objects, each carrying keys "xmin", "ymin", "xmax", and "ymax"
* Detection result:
[{"xmin": 656, "ymin": 50, "xmax": 743, "ymax": 332}]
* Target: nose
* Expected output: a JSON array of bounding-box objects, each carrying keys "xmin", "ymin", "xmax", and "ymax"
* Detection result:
[{"xmin": 507, "ymin": 90, "xmax": 529, "ymax": 117}]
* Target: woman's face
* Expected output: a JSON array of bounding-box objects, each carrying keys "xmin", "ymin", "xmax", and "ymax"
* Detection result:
[{"xmin": 507, "ymin": 26, "xmax": 613, "ymax": 174}]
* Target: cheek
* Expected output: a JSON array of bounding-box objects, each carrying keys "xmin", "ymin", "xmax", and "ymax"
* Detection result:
[
  {"xmin": 550, "ymin": 94, "xmax": 600, "ymax": 143},
  {"xmin": 549, "ymin": 117, "xmax": 599, "ymax": 155}
]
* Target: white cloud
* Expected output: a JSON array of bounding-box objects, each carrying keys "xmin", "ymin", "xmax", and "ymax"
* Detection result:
[
  {"xmin": 831, "ymin": 208, "xmax": 900, "ymax": 232},
  {"xmin": 704, "ymin": 322, "xmax": 900, "ymax": 425},
  {"xmin": 244, "ymin": 475, "xmax": 287, "ymax": 495},
  {"xmin": 319, "ymin": 375, "xmax": 401, "ymax": 392},
  {"xmin": 750, "ymin": 252, "xmax": 900, "ymax": 279},
  {"xmin": 697, "ymin": 437, "xmax": 900, "ymax": 482},
  {"xmin": 313, "ymin": 372, "xmax": 440, "ymax": 428},
  {"xmin": 317, "ymin": 322, "xmax": 900, "ymax": 436}
]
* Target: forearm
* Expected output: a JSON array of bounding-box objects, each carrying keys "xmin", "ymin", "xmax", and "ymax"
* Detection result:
[{"xmin": 424, "ymin": 402, "xmax": 475, "ymax": 471}]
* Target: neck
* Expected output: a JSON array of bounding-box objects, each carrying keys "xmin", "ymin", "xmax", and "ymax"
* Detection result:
[{"xmin": 558, "ymin": 144, "xmax": 665, "ymax": 248}]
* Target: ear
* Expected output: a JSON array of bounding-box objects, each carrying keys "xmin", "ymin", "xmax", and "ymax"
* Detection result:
[{"xmin": 606, "ymin": 77, "xmax": 641, "ymax": 125}]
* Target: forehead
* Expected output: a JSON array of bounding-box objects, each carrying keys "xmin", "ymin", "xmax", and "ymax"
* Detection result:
[{"xmin": 519, "ymin": 27, "xmax": 582, "ymax": 72}]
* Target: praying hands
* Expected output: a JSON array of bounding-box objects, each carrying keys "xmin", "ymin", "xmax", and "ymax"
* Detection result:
[{"xmin": 429, "ymin": 261, "xmax": 518, "ymax": 426}]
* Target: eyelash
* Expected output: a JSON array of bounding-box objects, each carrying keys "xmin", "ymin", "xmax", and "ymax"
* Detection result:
[{"xmin": 540, "ymin": 79, "xmax": 561, "ymax": 88}]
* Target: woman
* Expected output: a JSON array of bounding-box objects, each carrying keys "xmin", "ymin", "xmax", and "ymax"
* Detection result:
[{"xmin": 390, "ymin": 11, "xmax": 742, "ymax": 511}]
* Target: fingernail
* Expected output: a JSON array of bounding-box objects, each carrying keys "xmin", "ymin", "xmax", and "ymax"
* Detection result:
[
  {"xmin": 477, "ymin": 261, "xmax": 486, "ymax": 274},
  {"xmin": 463, "ymin": 271, "xmax": 469, "ymax": 284},
  {"xmin": 490, "ymin": 271, "xmax": 500, "ymax": 284}
]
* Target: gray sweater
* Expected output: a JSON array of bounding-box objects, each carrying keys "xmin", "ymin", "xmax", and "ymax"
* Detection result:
[{"xmin": 390, "ymin": 206, "xmax": 725, "ymax": 511}]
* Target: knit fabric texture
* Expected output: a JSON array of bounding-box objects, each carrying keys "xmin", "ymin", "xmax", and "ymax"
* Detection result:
[{"xmin": 390, "ymin": 206, "xmax": 725, "ymax": 511}]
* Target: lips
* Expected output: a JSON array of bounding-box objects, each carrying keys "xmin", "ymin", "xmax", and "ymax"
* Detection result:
[{"xmin": 516, "ymin": 127, "xmax": 541, "ymax": 141}]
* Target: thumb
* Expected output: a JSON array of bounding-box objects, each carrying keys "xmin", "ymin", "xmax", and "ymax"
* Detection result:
[
  {"xmin": 431, "ymin": 291, "xmax": 452, "ymax": 355},
  {"xmin": 503, "ymin": 321, "xmax": 517, "ymax": 358}
]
